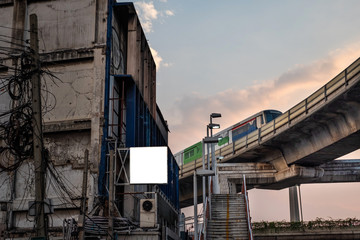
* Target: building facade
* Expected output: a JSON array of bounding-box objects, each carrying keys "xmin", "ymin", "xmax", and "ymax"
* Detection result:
[{"xmin": 0, "ymin": 0, "xmax": 179, "ymax": 239}]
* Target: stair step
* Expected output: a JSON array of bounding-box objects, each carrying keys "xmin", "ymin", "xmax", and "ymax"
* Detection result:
[{"xmin": 207, "ymin": 194, "xmax": 250, "ymax": 239}]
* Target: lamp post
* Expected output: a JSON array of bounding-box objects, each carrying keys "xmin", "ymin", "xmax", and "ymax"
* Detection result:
[
  {"xmin": 194, "ymin": 113, "xmax": 221, "ymax": 240},
  {"xmin": 206, "ymin": 121, "xmax": 220, "ymax": 220},
  {"xmin": 210, "ymin": 113, "xmax": 221, "ymax": 194},
  {"xmin": 195, "ymin": 137, "xmax": 219, "ymax": 240},
  {"xmin": 194, "ymin": 168, "xmax": 216, "ymax": 240}
]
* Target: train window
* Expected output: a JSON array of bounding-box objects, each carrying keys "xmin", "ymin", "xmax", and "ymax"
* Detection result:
[
  {"xmin": 183, "ymin": 141, "xmax": 203, "ymax": 164},
  {"xmin": 232, "ymin": 118, "xmax": 257, "ymax": 142},
  {"xmin": 184, "ymin": 148, "xmax": 195, "ymax": 160},
  {"xmin": 218, "ymin": 136, "xmax": 229, "ymax": 146},
  {"xmin": 265, "ymin": 111, "xmax": 282, "ymax": 122},
  {"xmin": 233, "ymin": 124, "xmax": 249, "ymax": 136}
]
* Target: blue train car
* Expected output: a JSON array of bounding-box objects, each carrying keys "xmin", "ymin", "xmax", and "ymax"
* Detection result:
[{"xmin": 174, "ymin": 110, "xmax": 282, "ymax": 166}]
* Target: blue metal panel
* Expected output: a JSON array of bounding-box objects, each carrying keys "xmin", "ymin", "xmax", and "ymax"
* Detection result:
[
  {"xmin": 113, "ymin": 75, "xmax": 179, "ymax": 209},
  {"xmin": 98, "ymin": 0, "xmax": 114, "ymax": 196},
  {"xmin": 159, "ymin": 148, "xmax": 180, "ymax": 210},
  {"xmin": 126, "ymin": 82, "xmax": 136, "ymax": 147}
]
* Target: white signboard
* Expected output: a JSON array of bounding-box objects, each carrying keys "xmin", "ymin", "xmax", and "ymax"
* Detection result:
[{"xmin": 130, "ymin": 146, "xmax": 168, "ymax": 184}]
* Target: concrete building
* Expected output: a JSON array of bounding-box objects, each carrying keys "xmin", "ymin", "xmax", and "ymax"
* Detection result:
[{"xmin": 0, "ymin": 1, "xmax": 179, "ymax": 239}]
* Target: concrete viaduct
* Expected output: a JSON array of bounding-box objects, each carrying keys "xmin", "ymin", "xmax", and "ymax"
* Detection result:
[{"xmin": 179, "ymin": 57, "xmax": 360, "ymax": 208}]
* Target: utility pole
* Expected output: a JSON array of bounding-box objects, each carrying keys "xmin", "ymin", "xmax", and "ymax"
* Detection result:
[
  {"xmin": 79, "ymin": 149, "xmax": 89, "ymax": 240},
  {"xmin": 30, "ymin": 13, "xmax": 47, "ymax": 239}
]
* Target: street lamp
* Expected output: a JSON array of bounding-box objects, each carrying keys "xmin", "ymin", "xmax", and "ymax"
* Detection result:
[
  {"xmin": 210, "ymin": 113, "xmax": 222, "ymax": 119},
  {"xmin": 203, "ymin": 136, "xmax": 220, "ymax": 143},
  {"xmin": 209, "ymin": 113, "xmax": 221, "ymax": 195},
  {"xmin": 199, "ymin": 136, "xmax": 220, "ymax": 239},
  {"xmin": 193, "ymin": 113, "xmax": 222, "ymax": 239},
  {"xmin": 194, "ymin": 168, "xmax": 215, "ymax": 240},
  {"xmin": 208, "ymin": 123, "xmax": 220, "ymax": 129}
]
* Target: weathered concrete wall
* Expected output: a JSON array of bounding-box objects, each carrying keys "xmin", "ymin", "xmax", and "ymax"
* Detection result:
[
  {"xmin": 42, "ymin": 61, "xmax": 94, "ymax": 122},
  {"xmin": 0, "ymin": 3, "xmax": 13, "ymax": 51},
  {"xmin": 125, "ymin": 7, "xmax": 157, "ymax": 117},
  {"xmin": 0, "ymin": 0, "xmax": 106, "ymax": 236},
  {"xmin": 0, "ymin": 1, "xmax": 167, "ymax": 238},
  {"xmin": 28, "ymin": 0, "xmax": 96, "ymax": 51}
]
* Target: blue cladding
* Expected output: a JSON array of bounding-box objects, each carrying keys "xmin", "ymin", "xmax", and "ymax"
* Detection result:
[
  {"xmin": 126, "ymin": 81, "xmax": 136, "ymax": 147},
  {"xmin": 99, "ymin": 1, "xmax": 178, "ymax": 209},
  {"xmin": 98, "ymin": 0, "xmax": 114, "ymax": 196},
  {"xmin": 121, "ymin": 76, "xmax": 179, "ymax": 210},
  {"xmin": 159, "ymin": 150, "xmax": 179, "ymax": 210}
]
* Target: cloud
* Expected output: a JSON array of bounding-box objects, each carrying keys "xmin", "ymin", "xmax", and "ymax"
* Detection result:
[
  {"xmin": 134, "ymin": 1, "xmax": 175, "ymax": 33},
  {"xmin": 165, "ymin": 10, "xmax": 174, "ymax": 16},
  {"xmin": 134, "ymin": 1, "xmax": 174, "ymax": 70},
  {"xmin": 167, "ymin": 42, "xmax": 360, "ymax": 153},
  {"xmin": 163, "ymin": 62, "xmax": 173, "ymax": 68},
  {"xmin": 150, "ymin": 47, "xmax": 163, "ymax": 70},
  {"xmin": 134, "ymin": 1, "xmax": 158, "ymax": 33},
  {"xmin": 150, "ymin": 47, "xmax": 173, "ymax": 71}
]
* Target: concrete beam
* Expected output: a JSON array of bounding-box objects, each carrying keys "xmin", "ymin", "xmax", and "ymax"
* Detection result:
[
  {"xmin": 274, "ymin": 164, "xmax": 324, "ymax": 182},
  {"xmin": 40, "ymin": 48, "xmax": 95, "ymax": 64},
  {"xmin": 217, "ymin": 160, "xmax": 360, "ymax": 192},
  {"xmin": 43, "ymin": 119, "xmax": 91, "ymax": 133}
]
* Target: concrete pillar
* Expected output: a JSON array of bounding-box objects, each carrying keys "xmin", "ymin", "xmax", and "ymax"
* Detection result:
[{"xmin": 289, "ymin": 186, "xmax": 300, "ymax": 222}]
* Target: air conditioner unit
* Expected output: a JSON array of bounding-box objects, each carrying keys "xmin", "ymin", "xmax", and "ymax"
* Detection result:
[{"xmin": 140, "ymin": 198, "xmax": 157, "ymax": 228}]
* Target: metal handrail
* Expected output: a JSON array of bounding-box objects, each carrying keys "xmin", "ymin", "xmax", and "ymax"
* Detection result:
[
  {"xmin": 180, "ymin": 57, "xmax": 360, "ymax": 177},
  {"xmin": 199, "ymin": 196, "xmax": 209, "ymax": 240},
  {"xmin": 242, "ymin": 175, "xmax": 253, "ymax": 240}
]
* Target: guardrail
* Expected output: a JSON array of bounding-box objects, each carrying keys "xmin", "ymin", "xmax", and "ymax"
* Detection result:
[
  {"xmin": 242, "ymin": 175, "xmax": 253, "ymax": 240},
  {"xmin": 180, "ymin": 57, "xmax": 360, "ymax": 179},
  {"xmin": 198, "ymin": 196, "xmax": 209, "ymax": 240}
]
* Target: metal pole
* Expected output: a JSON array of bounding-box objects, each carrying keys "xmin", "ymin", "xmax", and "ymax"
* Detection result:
[
  {"xmin": 79, "ymin": 150, "xmax": 89, "ymax": 240},
  {"xmin": 210, "ymin": 122, "xmax": 220, "ymax": 194},
  {"xmin": 30, "ymin": 14, "xmax": 47, "ymax": 239},
  {"xmin": 201, "ymin": 139, "xmax": 206, "ymax": 232},
  {"xmin": 193, "ymin": 172, "xmax": 198, "ymax": 240},
  {"xmin": 207, "ymin": 127, "xmax": 211, "ymax": 219}
]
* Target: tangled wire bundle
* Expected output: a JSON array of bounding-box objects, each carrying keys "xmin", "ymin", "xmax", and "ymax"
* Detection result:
[{"xmin": 0, "ymin": 52, "xmax": 34, "ymax": 172}]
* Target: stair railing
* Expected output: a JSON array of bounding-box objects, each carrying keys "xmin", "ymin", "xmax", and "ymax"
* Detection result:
[
  {"xmin": 199, "ymin": 196, "xmax": 209, "ymax": 240},
  {"xmin": 242, "ymin": 175, "xmax": 253, "ymax": 240}
]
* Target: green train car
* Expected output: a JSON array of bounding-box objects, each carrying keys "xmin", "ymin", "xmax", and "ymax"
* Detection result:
[
  {"xmin": 174, "ymin": 110, "xmax": 282, "ymax": 166},
  {"xmin": 183, "ymin": 141, "xmax": 202, "ymax": 164}
]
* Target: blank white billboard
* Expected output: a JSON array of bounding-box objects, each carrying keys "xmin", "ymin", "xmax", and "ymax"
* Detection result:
[{"xmin": 130, "ymin": 146, "xmax": 168, "ymax": 184}]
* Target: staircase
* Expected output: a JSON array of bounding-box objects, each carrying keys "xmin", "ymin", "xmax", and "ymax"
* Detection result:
[{"xmin": 207, "ymin": 194, "xmax": 250, "ymax": 240}]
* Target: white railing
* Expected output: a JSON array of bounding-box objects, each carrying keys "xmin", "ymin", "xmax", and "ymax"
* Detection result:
[
  {"xmin": 242, "ymin": 175, "xmax": 253, "ymax": 240},
  {"xmin": 198, "ymin": 196, "xmax": 209, "ymax": 240}
]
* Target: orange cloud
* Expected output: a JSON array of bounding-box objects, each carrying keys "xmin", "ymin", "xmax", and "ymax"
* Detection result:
[{"xmin": 167, "ymin": 43, "xmax": 360, "ymax": 153}]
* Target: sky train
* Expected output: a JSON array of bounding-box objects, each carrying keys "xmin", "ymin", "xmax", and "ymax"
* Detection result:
[{"xmin": 174, "ymin": 110, "xmax": 282, "ymax": 166}]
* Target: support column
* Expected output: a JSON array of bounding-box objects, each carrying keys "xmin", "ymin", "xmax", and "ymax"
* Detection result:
[{"xmin": 289, "ymin": 186, "xmax": 300, "ymax": 222}]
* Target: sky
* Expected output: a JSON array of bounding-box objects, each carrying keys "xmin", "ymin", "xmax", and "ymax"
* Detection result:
[{"xmin": 128, "ymin": 0, "xmax": 360, "ymax": 222}]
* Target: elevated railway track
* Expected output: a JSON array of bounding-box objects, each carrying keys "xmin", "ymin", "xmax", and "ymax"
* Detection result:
[{"xmin": 179, "ymin": 57, "xmax": 360, "ymax": 207}]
